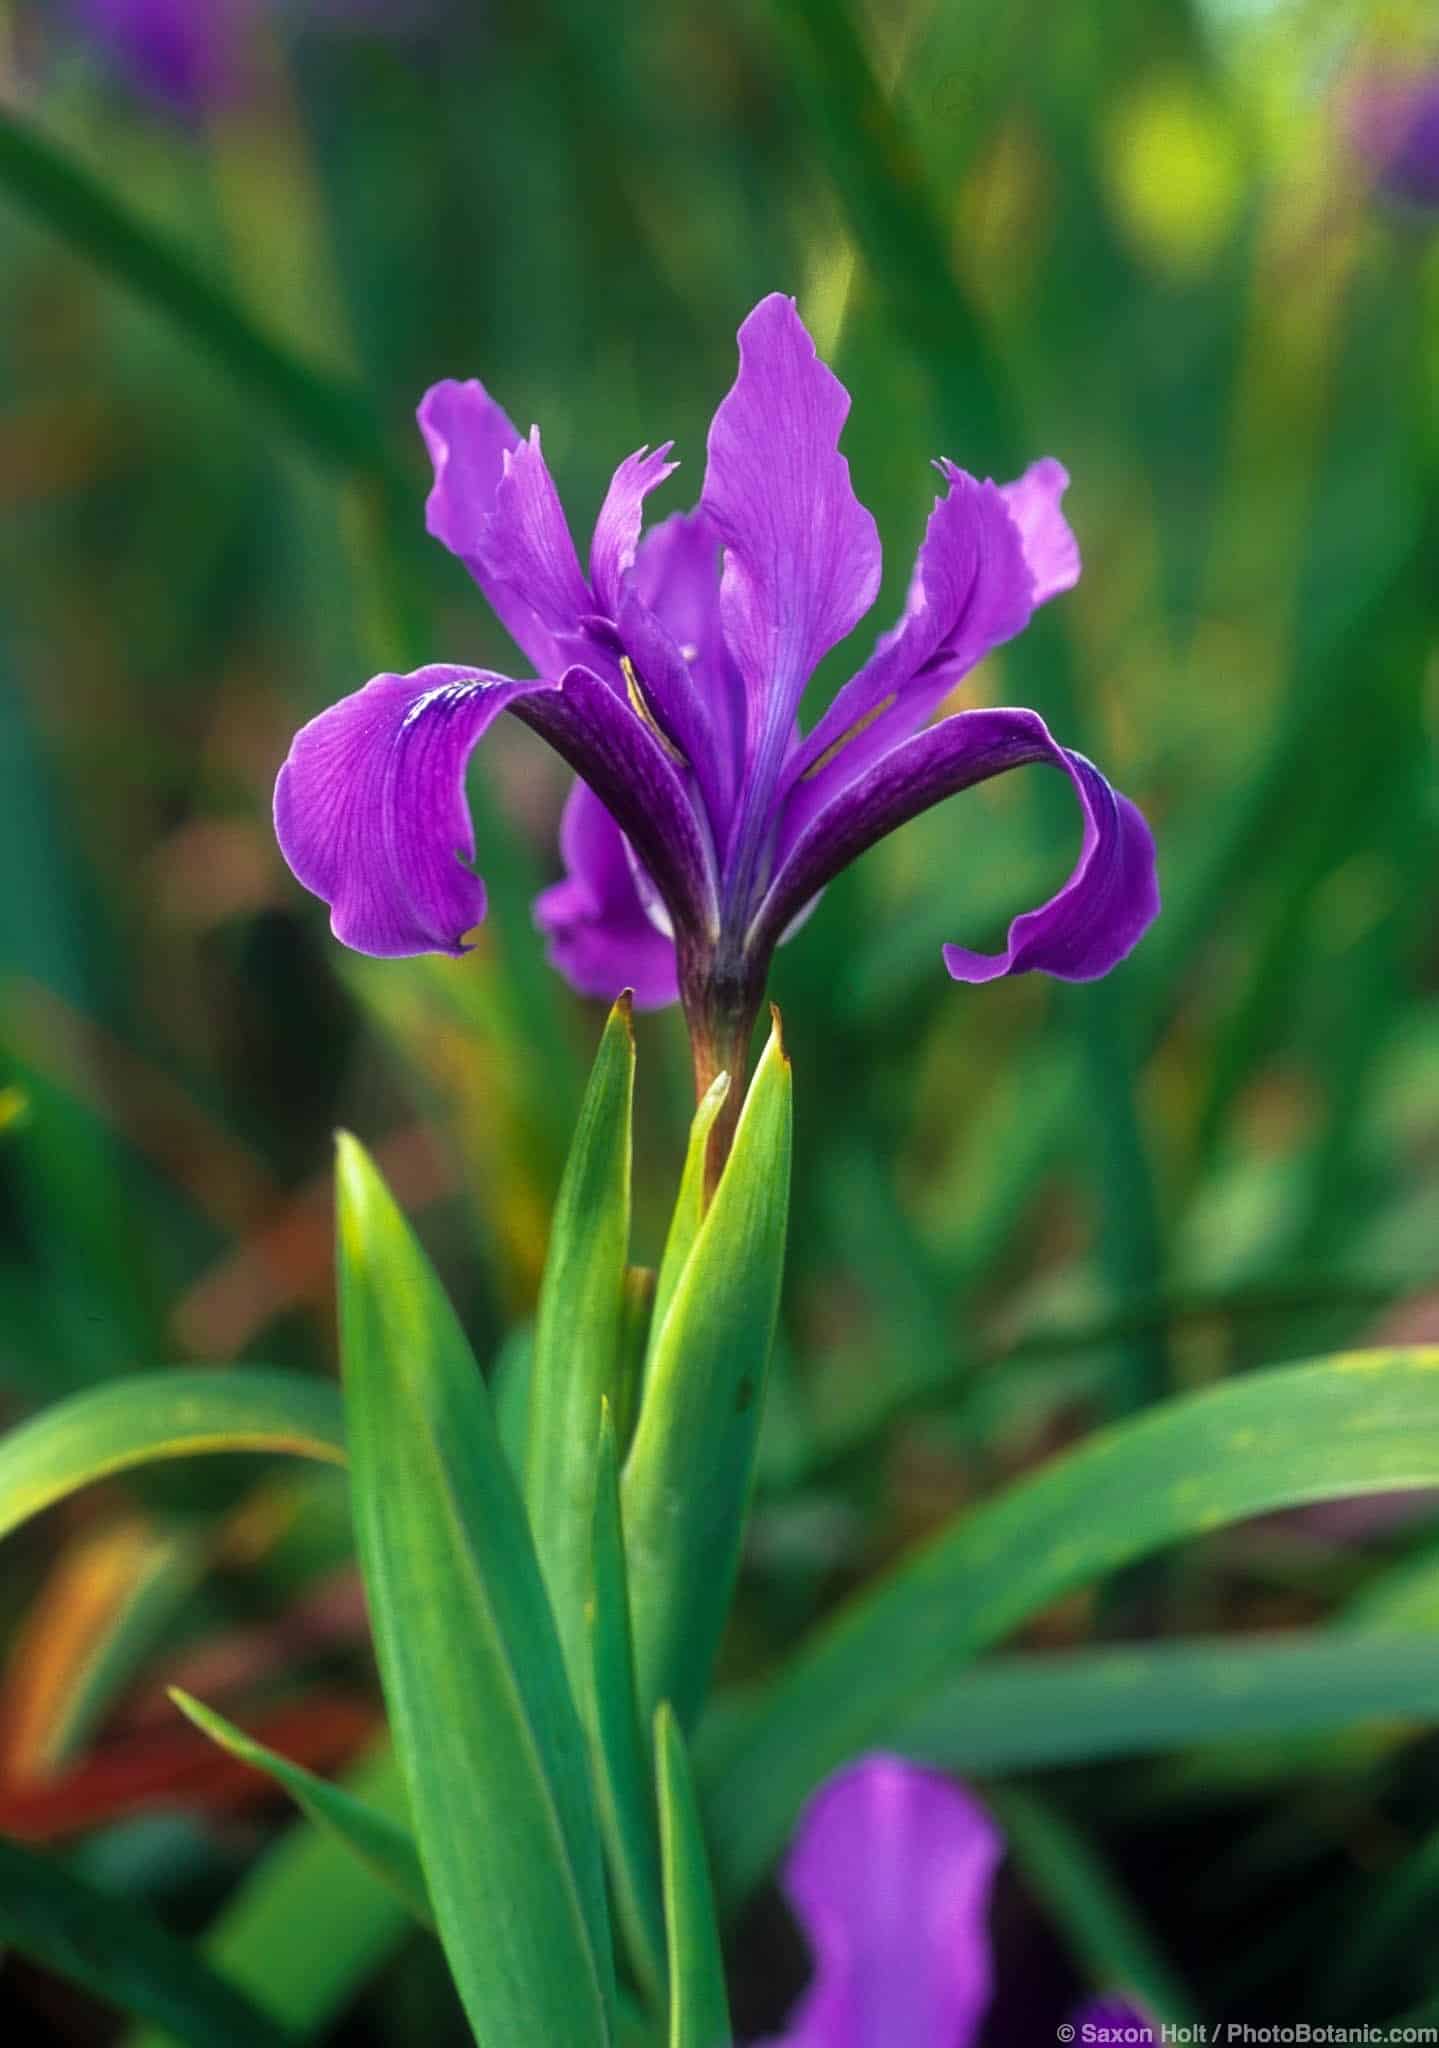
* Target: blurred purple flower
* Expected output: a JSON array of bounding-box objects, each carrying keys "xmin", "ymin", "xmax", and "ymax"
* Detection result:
[
  {"xmin": 72, "ymin": 0, "xmax": 254, "ymax": 114},
  {"xmin": 72, "ymin": 0, "xmax": 450, "ymax": 115},
  {"xmin": 275, "ymin": 294, "xmax": 1159, "ymax": 1081},
  {"xmin": 757, "ymin": 1754, "xmax": 1153, "ymax": 2048},
  {"xmin": 1348, "ymin": 69, "xmax": 1439, "ymax": 208}
]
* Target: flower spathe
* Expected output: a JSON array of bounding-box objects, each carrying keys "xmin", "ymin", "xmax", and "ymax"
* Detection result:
[
  {"xmin": 275, "ymin": 294, "xmax": 1159, "ymax": 1084},
  {"xmin": 759, "ymin": 1753, "xmax": 1154, "ymax": 2048}
]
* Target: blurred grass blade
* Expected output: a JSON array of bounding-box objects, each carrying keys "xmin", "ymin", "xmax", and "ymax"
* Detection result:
[
  {"xmin": 336, "ymin": 1133, "xmax": 615, "ymax": 2046},
  {"xmin": 766, "ymin": 0, "xmax": 1017, "ymax": 471},
  {"xmin": 0, "ymin": 1369, "xmax": 345, "ymax": 1541},
  {"xmin": 992, "ymin": 1788, "xmax": 1195, "ymax": 2024},
  {"xmin": 707, "ymin": 1347, "xmax": 1439, "ymax": 1898},
  {"xmin": 0, "ymin": 1832, "xmax": 291, "ymax": 2048},
  {"xmin": 623, "ymin": 1017, "xmax": 792, "ymax": 1728},
  {"xmin": 4, "ymin": 1524, "xmax": 202, "ymax": 1774},
  {"xmin": 526, "ymin": 995, "xmax": 636, "ymax": 1698},
  {"xmin": 0, "ymin": 110, "xmax": 386, "ymax": 480},
  {"xmin": 126, "ymin": 1746, "xmax": 412, "ymax": 2048},
  {"xmin": 169, "ymin": 1689, "xmax": 432, "ymax": 1927},
  {"xmin": 655, "ymin": 1704, "xmax": 731, "ymax": 2048},
  {"xmin": 590, "ymin": 1405, "xmax": 667, "ymax": 2008},
  {"xmin": 883, "ymin": 1632, "xmax": 1439, "ymax": 1776}
]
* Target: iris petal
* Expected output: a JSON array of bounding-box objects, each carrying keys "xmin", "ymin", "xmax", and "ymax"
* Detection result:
[
  {"xmin": 534, "ymin": 780, "xmax": 679, "ymax": 1009},
  {"xmin": 759, "ymin": 1754, "xmax": 1002, "ymax": 2048},
  {"xmin": 274, "ymin": 665, "xmax": 550, "ymax": 957},
  {"xmin": 755, "ymin": 706, "xmax": 1159, "ymax": 985},
  {"xmin": 701, "ymin": 294, "xmax": 881, "ymax": 778},
  {"xmin": 589, "ymin": 443, "xmax": 679, "ymax": 618},
  {"xmin": 418, "ymin": 379, "xmax": 570, "ymax": 675}
]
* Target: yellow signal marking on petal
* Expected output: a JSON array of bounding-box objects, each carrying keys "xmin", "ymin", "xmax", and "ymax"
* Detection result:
[
  {"xmin": 621, "ymin": 655, "xmax": 688, "ymax": 768},
  {"xmin": 799, "ymin": 694, "xmax": 898, "ymax": 781}
]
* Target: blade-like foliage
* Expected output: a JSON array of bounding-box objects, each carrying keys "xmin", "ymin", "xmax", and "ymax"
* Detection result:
[
  {"xmin": 656, "ymin": 1704, "xmax": 731, "ymax": 2048},
  {"xmin": 590, "ymin": 1405, "xmax": 667, "ymax": 2007},
  {"xmin": 0, "ymin": 1369, "xmax": 345, "ymax": 1542},
  {"xmin": 170, "ymin": 1690, "xmax": 432, "ymax": 1926},
  {"xmin": 336, "ymin": 1133, "xmax": 615, "ymax": 2047},
  {"xmin": 125, "ymin": 1747, "xmax": 413, "ymax": 2048},
  {"xmin": 623, "ymin": 1019, "xmax": 792, "ymax": 1727},
  {"xmin": 526, "ymin": 996, "xmax": 636, "ymax": 1699},
  {"xmin": 708, "ymin": 1347, "xmax": 1439, "ymax": 1897}
]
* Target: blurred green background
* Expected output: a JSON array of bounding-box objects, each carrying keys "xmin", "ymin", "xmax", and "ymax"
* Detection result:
[{"xmin": 0, "ymin": 0, "xmax": 1437, "ymax": 2038}]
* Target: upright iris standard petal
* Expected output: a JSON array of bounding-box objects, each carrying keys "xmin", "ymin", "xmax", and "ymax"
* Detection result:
[
  {"xmin": 419, "ymin": 379, "xmax": 522, "ymax": 570},
  {"xmin": 785, "ymin": 465, "xmax": 1038, "ymax": 826},
  {"xmin": 701, "ymin": 294, "xmax": 881, "ymax": 773},
  {"xmin": 1000, "ymin": 458, "xmax": 1081, "ymax": 604},
  {"xmin": 477, "ymin": 429, "xmax": 593, "ymax": 643},
  {"xmin": 633, "ymin": 507, "xmax": 748, "ymax": 823},
  {"xmin": 759, "ymin": 1754, "xmax": 1002, "ymax": 2048},
  {"xmin": 589, "ymin": 444, "xmax": 679, "ymax": 618},
  {"xmin": 534, "ymin": 781, "xmax": 679, "ymax": 1009},
  {"xmin": 274, "ymin": 665, "xmax": 551, "ymax": 957},
  {"xmin": 754, "ymin": 707, "xmax": 1159, "ymax": 985},
  {"xmin": 418, "ymin": 379, "xmax": 571, "ymax": 675}
]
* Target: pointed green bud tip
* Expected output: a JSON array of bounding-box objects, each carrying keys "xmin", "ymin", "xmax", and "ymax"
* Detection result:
[{"xmin": 332, "ymin": 1129, "xmax": 394, "ymax": 1266}]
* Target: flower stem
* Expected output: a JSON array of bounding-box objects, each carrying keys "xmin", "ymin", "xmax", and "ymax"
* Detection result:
[{"xmin": 686, "ymin": 996, "xmax": 760, "ymax": 1199}]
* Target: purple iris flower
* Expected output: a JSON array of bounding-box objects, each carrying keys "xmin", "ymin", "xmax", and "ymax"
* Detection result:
[
  {"xmin": 758, "ymin": 1753, "xmax": 1153, "ymax": 2048},
  {"xmin": 1347, "ymin": 70, "xmax": 1439, "ymax": 209},
  {"xmin": 275, "ymin": 295, "xmax": 1159, "ymax": 1096}
]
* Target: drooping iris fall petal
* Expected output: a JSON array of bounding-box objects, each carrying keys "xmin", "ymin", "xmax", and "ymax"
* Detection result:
[
  {"xmin": 756, "ymin": 707, "xmax": 1159, "ymax": 986},
  {"xmin": 759, "ymin": 1754, "xmax": 1002, "ymax": 2048},
  {"xmin": 533, "ymin": 780, "xmax": 679, "ymax": 1009},
  {"xmin": 274, "ymin": 666, "xmax": 550, "ymax": 957}
]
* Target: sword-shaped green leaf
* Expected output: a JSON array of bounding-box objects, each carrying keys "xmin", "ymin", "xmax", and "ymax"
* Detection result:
[
  {"xmin": 623, "ymin": 1019, "xmax": 792, "ymax": 1729},
  {"xmin": 655, "ymin": 1704, "xmax": 730, "ymax": 2048},
  {"xmin": 169, "ymin": 1689, "xmax": 432, "ymax": 1927},
  {"xmin": 336, "ymin": 1133, "xmax": 615, "ymax": 2048},
  {"xmin": 589, "ymin": 1404, "xmax": 666, "ymax": 2008},
  {"xmin": 707, "ymin": 1346, "xmax": 1439, "ymax": 1900},
  {"xmin": 0, "ymin": 1369, "xmax": 345, "ymax": 1542},
  {"xmin": 527, "ymin": 996, "xmax": 636, "ymax": 1699}
]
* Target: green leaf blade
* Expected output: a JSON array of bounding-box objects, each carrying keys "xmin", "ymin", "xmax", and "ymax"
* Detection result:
[
  {"xmin": 169, "ymin": 1690, "xmax": 432, "ymax": 1927},
  {"xmin": 336, "ymin": 1133, "xmax": 615, "ymax": 2048},
  {"xmin": 707, "ymin": 1346, "xmax": 1439, "ymax": 1899},
  {"xmin": 589, "ymin": 1405, "xmax": 667, "ymax": 2010},
  {"xmin": 0, "ymin": 1369, "xmax": 345, "ymax": 1543},
  {"xmin": 126, "ymin": 1746, "xmax": 413, "ymax": 2048},
  {"xmin": 526, "ymin": 996, "xmax": 636, "ymax": 1698},
  {"xmin": 656, "ymin": 1704, "xmax": 731, "ymax": 2048},
  {"xmin": 623, "ymin": 1021, "xmax": 792, "ymax": 1729}
]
